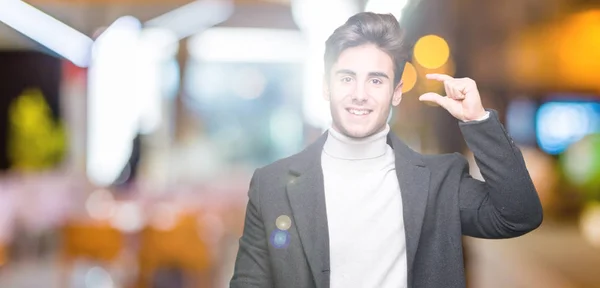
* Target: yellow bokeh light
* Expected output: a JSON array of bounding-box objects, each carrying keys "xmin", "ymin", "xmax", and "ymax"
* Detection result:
[
  {"xmin": 506, "ymin": 9, "xmax": 600, "ymax": 91},
  {"xmin": 414, "ymin": 34, "xmax": 450, "ymax": 69},
  {"xmin": 580, "ymin": 202, "xmax": 600, "ymax": 248},
  {"xmin": 425, "ymin": 56, "xmax": 456, "ymax": 77},
  {"xmin": 401, "ymin": 62, "xmax": 417, "ymax": 93},
  {"xmin": 555, "ymin": 10, "xmax": 600, "ymax": 90},
  {"xmin": 419, "ymin": 57, "xmax": 455, "ymax": 91},
  {"xmin": 416, "ymin": 57, "xmax": 455, "ymax": 107}
]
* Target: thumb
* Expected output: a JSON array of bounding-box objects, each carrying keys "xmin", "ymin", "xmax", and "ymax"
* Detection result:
[{"xmin": 419, "ymin": 92, "xmax": 447, "ymax": 107}]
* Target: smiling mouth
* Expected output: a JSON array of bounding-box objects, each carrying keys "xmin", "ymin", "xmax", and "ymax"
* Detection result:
[{"xmin": 346, "ymin": 108, "xmax": 372, "ymax": 116}]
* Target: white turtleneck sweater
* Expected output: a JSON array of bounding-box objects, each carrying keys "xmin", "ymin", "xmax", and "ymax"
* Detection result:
[{"xmin": 321, "ymin": 125, "xmax": 407, "ymax": 288}]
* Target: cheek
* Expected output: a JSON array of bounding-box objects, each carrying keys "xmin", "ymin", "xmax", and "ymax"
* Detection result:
[
  {"xmin": 367, "ymin": 86, "xmax": 393, "ymax": 102},
  {"xmin": 332, "ymin": 82, "xmax": 355, "ymax": 96}
]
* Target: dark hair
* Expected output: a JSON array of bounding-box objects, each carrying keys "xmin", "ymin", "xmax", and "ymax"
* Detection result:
[{"xmin": 324, "ymin": 12, "xmax": 409, "ymax": 86}]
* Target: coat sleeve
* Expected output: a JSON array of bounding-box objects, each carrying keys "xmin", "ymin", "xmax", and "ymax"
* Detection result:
[
  {"xmin": 230, "ymin": 168, "xmax": 274, "ymax": 287},
  {"xmin": 456, "ymin": 109, "xmax": 543, "ymax": 239}
]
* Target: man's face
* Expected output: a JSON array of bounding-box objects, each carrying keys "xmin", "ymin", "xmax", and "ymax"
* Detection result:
[{"xmin": 324, "ymin": 44, "xmax": 403, "ymax": 139}]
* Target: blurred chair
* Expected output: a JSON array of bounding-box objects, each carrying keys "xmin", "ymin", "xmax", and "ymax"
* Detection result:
[
  {"xmin": 0, "ymin": 243, "xmax": 6, "ymax": 268},
  {"xmin": 136, "ymin": 213, "xmax": 213, "ymax": 288},
  {"xmin": 59, "ymin": 221, "xmax": 125, "ymax": 286}
]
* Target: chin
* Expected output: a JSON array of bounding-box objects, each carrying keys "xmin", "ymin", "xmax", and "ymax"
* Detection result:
[
  {"xmin": 331, "ymin": 109, "xmax": 386, "ymax": 139},
  {"xmin": 340, "ymin": 125, "xmax": 378, "ymax": 139}
]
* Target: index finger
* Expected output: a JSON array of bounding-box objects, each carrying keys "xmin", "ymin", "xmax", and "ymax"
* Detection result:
[{"xmin": 426, "ymin": 73, "xmax": 454, "ymax": 82}]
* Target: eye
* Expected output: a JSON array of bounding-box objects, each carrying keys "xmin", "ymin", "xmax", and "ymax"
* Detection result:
[
  {"xmin": 370, "ymin": 78, "xmax": 383, "ymax": 85},
  {"xmin": 340, "ymin": 76, "xmax": 353, "ymax": 83}
]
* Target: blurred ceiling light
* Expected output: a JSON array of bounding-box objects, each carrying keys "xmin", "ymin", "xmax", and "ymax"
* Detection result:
[
  {"xmin": 291, "ymin": 0, "xmax": 358, "ymax": 36},
  {"xmin": 0, "ymin": 0, "xmax": 93, "ymax": 67},
  {"xmin": 138, "ymin": 28, "xmax": 179, "ymax": 60},
  {"xmin": 93, "ymin": 15, "xmax": 142, "ymax": 55},
  {"xmin": 87, "ymin": 16, "xmax": 142, "ymax": 187},
  {"xmin": 188, "ymin": 28, "xmax": 306, "ymax": 63},
  {"xmin": 301, "ymin": 50, "xmax": 332, "ymax": 131},
  {"xmin": 88, "ymin": 18, "xmax": 181, "ymax": 187},
  {"xmin": 291, "ymin": 0, "xmax": 360, "ymax": 130},
  {"xmin": 365, "ymin": 0, "xmax": 409, "ymax": 21},
  {"xmin": 135, "ymin": 28, "xmax": 178, "ymax": 135},
  {"xmin": 145, "ymin": 0, "xmax": 233, "ymax": 40}
]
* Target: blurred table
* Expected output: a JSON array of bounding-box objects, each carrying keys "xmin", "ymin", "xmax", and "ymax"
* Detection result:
[{"xmin": 466, "ymin": 221, "xmax": 600, "ymax": 288}]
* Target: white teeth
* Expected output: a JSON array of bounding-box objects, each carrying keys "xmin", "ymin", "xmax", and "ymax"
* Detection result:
[{"xmin": 348, "ymin": 109, "xmax": 371, "ymax": 115}]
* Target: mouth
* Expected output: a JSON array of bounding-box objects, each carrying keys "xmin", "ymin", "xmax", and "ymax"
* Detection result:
[{"xmin": 346, "ymin": 108, "xmax": 373, "ymax": 116}]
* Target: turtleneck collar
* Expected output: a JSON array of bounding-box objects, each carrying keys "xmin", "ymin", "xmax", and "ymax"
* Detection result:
[{"xmin": 323, "ymin": 125, "xmax": 390, "ymax": 160}]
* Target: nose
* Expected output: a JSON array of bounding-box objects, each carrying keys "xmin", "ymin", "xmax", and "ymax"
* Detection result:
[{"xmin": 352, "ymin": 83, "xmax": 368, "ymax": 102}]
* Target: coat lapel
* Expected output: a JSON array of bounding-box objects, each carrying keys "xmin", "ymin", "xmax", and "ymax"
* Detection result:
[
  {"xmin": 286, "ymin": 133, "xmax": 330, "ymax": 288},
  {"xmin": 388, "ymin": 134, "xmax": 430, "ymax": 285}
]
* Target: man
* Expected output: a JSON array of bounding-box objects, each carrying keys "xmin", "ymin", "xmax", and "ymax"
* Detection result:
[{"xmin": 230, "ymin": 12, "xmax": 543, "ymax": 288}]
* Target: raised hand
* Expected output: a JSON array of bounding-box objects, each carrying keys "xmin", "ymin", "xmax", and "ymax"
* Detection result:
[{"xmin": 418, "ymin": 73, "xmax": 487, "ymax": 122}]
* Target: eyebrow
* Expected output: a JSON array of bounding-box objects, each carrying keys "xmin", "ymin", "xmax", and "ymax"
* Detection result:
[{"xmin": 335, "ymin": 69, "xmax": 390, "ymax": 79}]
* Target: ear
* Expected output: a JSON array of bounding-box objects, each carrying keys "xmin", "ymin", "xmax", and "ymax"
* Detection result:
[
  {"xmin": 392, "ymin": 80, "xmax": 403, "ymax": 106},
  {"xmin": 322, "ymin": 77, "xmax": 331, "ymax": 101}
]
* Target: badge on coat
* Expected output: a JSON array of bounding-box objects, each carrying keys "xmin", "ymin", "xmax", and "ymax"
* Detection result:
[{"xmin": 270, "ymin": 215, "xmax": 292, "ymax": 249}]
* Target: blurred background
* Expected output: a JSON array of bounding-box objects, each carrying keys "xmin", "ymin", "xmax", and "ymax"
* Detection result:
[{"xmin": 0, "ymin": 0, "xmax": 599, "ymax": 287}]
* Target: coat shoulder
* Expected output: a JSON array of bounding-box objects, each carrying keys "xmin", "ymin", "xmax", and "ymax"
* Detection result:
[
  {"xmin": 254, "ymin": 149, "xmax": 308, "ymax": 185},
  {"xmin": 258, "ymin": 151, "xmax": 300, "ymax": 174}
]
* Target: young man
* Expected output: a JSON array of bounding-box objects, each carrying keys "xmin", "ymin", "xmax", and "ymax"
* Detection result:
[{"xmin": 230, "ymin": 12, "xmax": 543, "ymax": 288}]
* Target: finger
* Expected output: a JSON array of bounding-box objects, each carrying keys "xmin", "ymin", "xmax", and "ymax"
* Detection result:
[
  {"xmin": 419, "ymin": 92, "xmax": 449, "ymax": 108},
  {"xmin": 426, "ymin": 73, "xmax": 454, "ymax": 82},
  {"xmin": 448, "ymin": 80, "xmax": 465, "ymax": 100},
  {"xmin": 443, "ymin": 80, "xmax": 454, "ymax": 100},
  {"xmin": 443, "ymin": 79, "xmax": 465, "ymax": 100}
]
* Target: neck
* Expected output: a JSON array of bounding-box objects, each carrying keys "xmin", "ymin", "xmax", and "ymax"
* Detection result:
[{"xmin": 323, "ymin": 125, "xmax": 390, "ymax": 160}]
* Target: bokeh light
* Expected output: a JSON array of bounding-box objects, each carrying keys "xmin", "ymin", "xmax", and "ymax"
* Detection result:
[
  {"xmin": 150, "ymin": 202, "xmax": 179, "ymax": 231},
  {"xmin": 561, "ymin": 134, "xmax": 600, "ymax": 199},
  {"xmin": 85, "ymin": 189, "xmax": 116, "ymax": 221},
  {"xmin": 84, "ymin": 266, "xmax": 114, "ymax": 288},
  {"xmin": 580, "ymin": 202, "xmax": 600, "ymax": 248},
  {"xmin": 413, "ymin": 35, "xmax": 450, "ymax": 69},
  {"xmin": 269, "ymin": 229, "xmax": 290, "ymax": 249},
  {"xmin": 400, "ymin": 62, "xmax": 417, "ymax": 93},
  {"xmin": 110, "ymin": 201, "xmax": 144, "ymax": 233},
  {"xmin": 415, "ymin": 56, "xmax": 455, "ymax": 107},
  {"xmin": 555, "ymin": 10, "xmax": 600, "ymax": 91},
  {"xmin": 536, "ymin": 102, "xmax": 600, "ymax": 155},
  {"xmin": 506, "ymin": 9, "xmax": 600, "ymax": 91},
  {"xmin": 275, "ymin": 215, "xmax": 292, "ymax": 231},
  {"xmin": 420, "ymin": 56, "xmax": 455, "ymax": 95}
]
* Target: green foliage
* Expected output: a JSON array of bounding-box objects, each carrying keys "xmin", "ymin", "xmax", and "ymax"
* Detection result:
[{"xmin": 7, "ymin": 88, "xmax": 67, "ymax": 171}]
